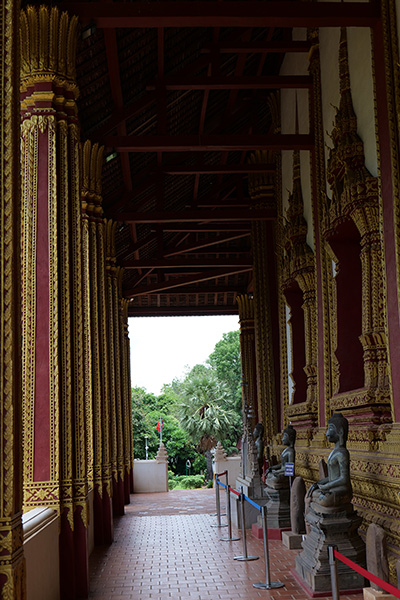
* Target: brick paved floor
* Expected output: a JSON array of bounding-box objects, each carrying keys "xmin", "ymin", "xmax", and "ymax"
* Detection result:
[{"xmin": 88, "ymin": 489, "xmax": 365, "ymax": 600}]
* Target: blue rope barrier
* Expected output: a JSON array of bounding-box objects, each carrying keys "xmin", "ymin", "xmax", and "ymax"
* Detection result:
[
  {"xmin": 243, "ymin": 493, "xmax": 262, "ymax": 512},
  {"xmin": 217, "ymin": 480, "xmax": 227, "ymax": 489}
]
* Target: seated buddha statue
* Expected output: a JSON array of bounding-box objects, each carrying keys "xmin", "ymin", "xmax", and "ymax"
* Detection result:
[
  {"xmin": 253, "ymin": 423, "xmax": 264, "ymax": 477},
  {"xmin": 306, "ymin": 412, "xmax": 352, "ymax": 508},
  {"xmin": 265, "ymin": 424, "xmax": 296, "ymax": 489}
]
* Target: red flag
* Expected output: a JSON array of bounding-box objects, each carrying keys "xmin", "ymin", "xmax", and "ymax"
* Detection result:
[{"xmin": 156, "ymin": 420, "xmax": 163, "ymax": 432}]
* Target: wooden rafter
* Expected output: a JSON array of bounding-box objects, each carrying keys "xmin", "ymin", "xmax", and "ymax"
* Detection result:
[{"xmin": 63, "ymin": 2, "xmax": 380, "ymax": 28}]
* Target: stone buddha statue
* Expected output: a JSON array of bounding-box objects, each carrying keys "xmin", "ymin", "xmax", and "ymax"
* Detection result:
[
  {"xmin": 265, "ymin": 424, "xmax": 296, "ymax": 489},
  {"xmin": 253, "ymin": 423, "xmax": 264, "ymax": 477},
  {"xmin": 307, "ymin": 412, "xmax": 352, "ymax": 508}
]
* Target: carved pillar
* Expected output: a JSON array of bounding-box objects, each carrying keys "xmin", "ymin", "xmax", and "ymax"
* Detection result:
[
  {"xmin": 20, "ymin": 7, "xmax": 91, "ymax": 597},
  {"xmin": 0, "ymin": 1, "xmax": 25, "ymax": 597},
  {"xmin": 96, "ymin": 211, "xmax": 114, "ymax": 542},
  {"xmin": 113, "ymin": 266, "xmax": 126, "ymax": 506},
  {"xmin": 82, "ymin": 141, "xmax": 113, "ymax": 544},
  {"xmin": 119, "ymin": 294, "xmax": 133, "ymax": 503},
  {"xmin": 105, "ymin": 222, "xmax": 125, "ymax": 516},
  {"xmin": 125, "ymin": 306, "xmax": 134, "ymax": 494},
  {"xmin": 237, "ymin": 295, "xmax": 257, "ymax": 479},
  {"xmin": 248, "ymin": 150, "xmax": 279, "ymax": 441}
]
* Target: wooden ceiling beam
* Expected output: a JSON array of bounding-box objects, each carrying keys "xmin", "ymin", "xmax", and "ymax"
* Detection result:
[
  {"xmin": 150, "ymin": 223, "xmax": 251, "ymax": 232},
  {"xmin": 63, "ymin": 3, "xmax": 379, "ymax": 28},
  {"xmin": 103, "ymin": 133, "xmax": 313, "ymax": 152},
  {"xmin": 130, "ymin": 285, "xmax": 240, "ymax": 295},
  {"xmin": 164, "ymin": 232, "xmax": 250, "ymax": 256},
  {"xmin": 116, "ymin": 208, "xmax": 275, "ymax": 223},
  {"xmin": 147, "ymin": 75, "xmax": 312, "ymax": 91},
  {"xmin": 91, "ymin": 93, "xmax": 157, "ymax": 140},
  {"xmin": 159, "ymin": 163, "xmax": 275, "ymax": 175},
  {"xmin": 201, "ymin": 40, "xmax": 311, "ymax": 54},
  {"xmin": 125, "ymin": 266, "xmax": 252, "ymax": 297},
  {"xmin": 122, "ymin": 257, "xmax": 252, "ymax": 268}
]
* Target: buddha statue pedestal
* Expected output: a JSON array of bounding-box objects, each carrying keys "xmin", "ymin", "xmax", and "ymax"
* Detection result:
[
  {"xmin": 295, "ymin": 502, "xmax": 366, "ymax": 594},
  {"xmin": 262, "ymin": 424, "xmax": 296, "ymax": 531},
  {"xmin": 263, "ymin": 484, "xmax": 291, "ymax": 530}
]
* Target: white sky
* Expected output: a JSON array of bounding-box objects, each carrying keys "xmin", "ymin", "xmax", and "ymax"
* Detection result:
[{"xmin": 129, "ymin": 315, "xmax": 239, "ymax": 395}]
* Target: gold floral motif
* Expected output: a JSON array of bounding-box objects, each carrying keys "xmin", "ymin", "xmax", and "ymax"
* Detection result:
[
  {"xmin": 248, "ymin": 152, "xmax": 277, "ymax": 440},
  {"xmin": 106, "ymin": 220, "xmax": 118, "ymax": 480}
]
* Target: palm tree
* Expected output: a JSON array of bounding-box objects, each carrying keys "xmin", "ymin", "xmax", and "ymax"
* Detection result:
[{"xmin": 178, "ymin": 372, "xmax": 237, "ymax": 480}]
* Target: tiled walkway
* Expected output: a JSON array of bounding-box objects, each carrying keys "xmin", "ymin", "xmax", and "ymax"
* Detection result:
[{"xmin": 88, "ymin": 489, "xmax": 365, "ymax": 599}]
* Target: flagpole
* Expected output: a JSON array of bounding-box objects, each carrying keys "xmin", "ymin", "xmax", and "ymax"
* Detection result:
[{"xmin": 160, "ymin": 415, "xmax": 162, "ymax": 445}]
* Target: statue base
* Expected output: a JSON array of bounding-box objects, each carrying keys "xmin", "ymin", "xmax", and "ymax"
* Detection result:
[
  {"xmin": 295, "ymin": 502, "xmax": 366, "ymax": 594},
  {"xmin": 263, "ymin": 485, "xmax": 291, "ymax": 529},
  {"xmin": 282, "ymin": 530, "xmax": 304, "ymax": 549},
  {"xmin": 232, "ymin": 475, "xmax": 268, "ymax": 529},
  {"xmin": 363, "ymin": 588, "xmax": 396, "ymax": 600}
]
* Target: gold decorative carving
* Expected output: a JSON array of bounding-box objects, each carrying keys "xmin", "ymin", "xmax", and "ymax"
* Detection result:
[
  {"xmin": 106, "ymin": 220, "xmax": 119, "ymax": 481},
  {"xmin": 20, "ymin": 5, "xmax": 79, "ymax": 104},
  {"xmin": 1, "ymin": 7, "xmax": 25, "ymax": 597},
  {"xmin": 307, "ymin": 26, "xmax": 329, "ymax": 425},
  {"xmin": 322, "ymin": 28, "xmax": 390, "ymax": 424},
  {"xmin": 281, "ymin": 145, "xmax": 317, "ymax": 417},
  {"xmin": 84, "ymin": 140, "xmax": 106, "ymax": 496},
  {"xmin": 248, "ymin": 152, "xmax": 277, "ymax": 440},
  {"xmin": 97, "ymin": 217, "xmax": 112, "ymax": 495}
]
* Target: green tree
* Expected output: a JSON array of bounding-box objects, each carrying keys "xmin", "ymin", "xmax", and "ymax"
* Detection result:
[
  {"xmin": 208, "ymin": 330, "xmax": 241, "ymax": 407},
  {"xmin": 132, "ymin": 386, "xmax": 195, "ymax": 470},
  {"xmin": 177, "ymin": 372, "xmax": 238, "ymax": 480},
  {"xmin": 131, "ymin": 387, "xmax": 159, "ymax": 459}
]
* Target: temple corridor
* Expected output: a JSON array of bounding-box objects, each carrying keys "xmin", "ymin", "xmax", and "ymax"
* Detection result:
[{"xmin": 88, "ymin": 489, "xmax": 364, "ymax": 600}]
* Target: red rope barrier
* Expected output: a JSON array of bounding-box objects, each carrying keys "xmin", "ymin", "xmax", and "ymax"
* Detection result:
[
  {"xmin": 229, "ymin": 486, "xmax": 240, "ymax": 496},
  {"xmin": 334, "ymin": 550, "xmax": 400, "ymax": 600},
  {"xmin": 216, "ymin": 470, "xmax": 228, "ymax": 478}
]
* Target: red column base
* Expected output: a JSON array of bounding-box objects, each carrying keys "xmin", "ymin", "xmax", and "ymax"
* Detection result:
[
  {"xmin": 74, "ymin": 506, "xmax": 89, "ymax": 598},
  {"xmin": 59, "ymin": 509, "xmax": 76, "ymax": 600},
  {"xmin": 124, "ymin": 468, "xmax": 130, "ymax": 505},
  {"xmin": 112, "ymin": 475, "xmax": 125, "ymax": 516}
]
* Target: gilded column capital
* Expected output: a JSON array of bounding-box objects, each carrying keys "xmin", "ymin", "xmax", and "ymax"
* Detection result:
[
  {"xmin": 20, "ymin": 5, "xmax": 79, "ymax": 114},
  {"xmin": 236, "ymin": 294, "xmax": 254, "ymax": 324}
]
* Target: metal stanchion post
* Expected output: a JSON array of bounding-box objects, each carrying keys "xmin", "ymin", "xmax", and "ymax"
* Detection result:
[
  {"xmin": 253, "ymin": 505, "xmax": 284, "ymax": 589},
  {"xmin": 220, "ymin": 475, "xmax": 240, "ymax": 542},
  {"xmin": 211, "ymin": 474, "xmax": 228, "ymax": 528},
  {"xmin": 328, "ymin": 545, "xmax": 340, "ymax": 600},
  {"xmin": 234, "ymin": 488, "xmax": 259, "ymax": 561},
  {"xmin": 210, "ymin": 472, "xmax": 226, "ymax": 517}
]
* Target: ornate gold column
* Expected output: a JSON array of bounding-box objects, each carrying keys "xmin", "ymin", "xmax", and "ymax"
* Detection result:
[
  {"xmin": 0, "ymin": 1, "xmax": 25, "ymax": 597},
  {"xmin": 80, "ymin": 144, "xmax": 94, "ymax": 495},
  {"xmin": 82, "ymin": 141, "xmax": 114, "ymax": 543},
  {"xmin": 20, "ymin": 6, "xmax": 91, "ymax": 597},
  {"xmin": 95, "ymin": 208, "xmax": 113, "ymax": 541},
  {"xmin": 237, "ymin": 295, "xmax": 258, "ymax": 479},
  {"xmin": 248, "ymin": 150, "xmax": 279, "ymax": 442},
  {"xmin": 119, "ymin": 293, "xmax": 132, "ymax": 503},
  {"xmin": 105, "ymin": 221, "xmax": 125, "ymax": 515}
]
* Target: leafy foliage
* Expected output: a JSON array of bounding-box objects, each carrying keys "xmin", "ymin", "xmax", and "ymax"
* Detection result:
[
  {"xmin": 131, "ymin": 327, "xmax": 242, "ymax": 480},
  {"xmin": 168, "ymin": 472, "xmax": 205, "ymax": 490},
  {"xmin": 208, "ymin": 329, "xmax": 242, "ymax": 409}
]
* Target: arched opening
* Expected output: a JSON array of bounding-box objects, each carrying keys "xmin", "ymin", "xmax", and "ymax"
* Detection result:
[
  {"xmin": 284, "ymin": 282, "xmax": 307, "ymax": 405},
  {"xmin": 327, "ymin": 219, "xmax": 364, "ymax": 393}
]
